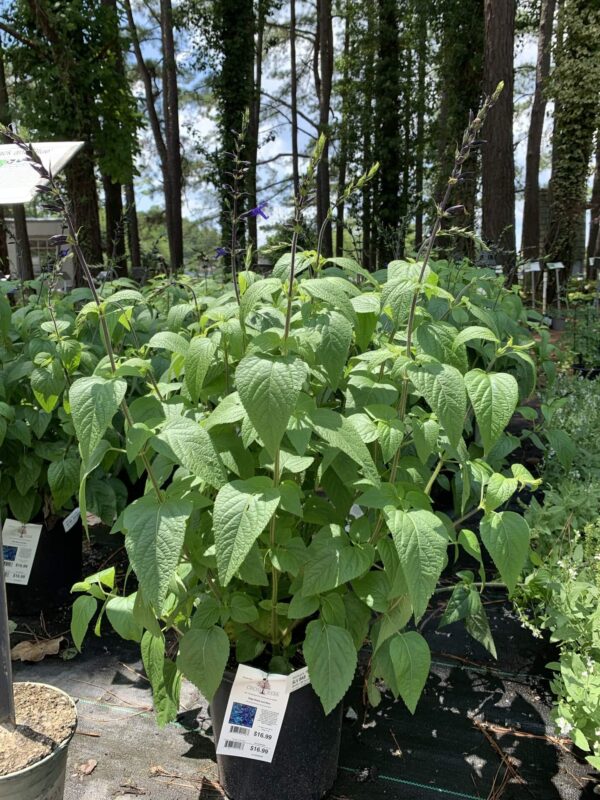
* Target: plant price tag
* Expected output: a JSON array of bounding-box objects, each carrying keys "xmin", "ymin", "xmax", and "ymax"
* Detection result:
[
  {"xmin": 63, "ymin": 507, "xmax": 81, "ymax": 532},
  {"xmin": 216, "ymin": 664, "xmax": 310, "ymax": 762},
  {"xmin": 1, "ymin": 519, "xmax": 42, "ymax": 585}
]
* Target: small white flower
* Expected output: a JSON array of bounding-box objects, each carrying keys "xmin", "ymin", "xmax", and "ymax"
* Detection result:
[{"xmin": 556, "ymin": 717, "xmax": 573, "ymax": 736}]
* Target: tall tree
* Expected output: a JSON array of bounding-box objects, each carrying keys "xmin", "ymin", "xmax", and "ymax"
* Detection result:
[
  {"xmin": 588, "ymin": 132, "xmax": 600, "ymax": 275},
  {"xmin": 335, "ymin": 2, "xmax": 352, "ymax": 257},
  {"xmin": 0, "ymin": 44, "xmax": 33, "ymax": 281},
  {"xmin": 545, "ymin": 1, "xmax": 600, "ymax": 270},
  {"xmin": 521, "ymin": 0, "xmax": 556, "ymax": 259},
  {"xmin": 247, "ymin": 0, "xmax": 267, "ymax": 260},
  {"xmin": 289, "ymin": 0, "xmax": 300, "ymax": 199},
  {"xmin": 124, "ymin": 182, "xmax": 142, "ymax": 271},
  {"xmin": 481, "ymin": 0, "xmax": 516, "ymax": 272},
  {"xmin": 314, "ymin": 0, "xmax": 334, "ymax": 258},
  {"xmin": 373, "ymin": 0, "xmax": 401, "ymax": 265},
  {"xmin": 414, "ymin": 6, "xmax": 427, "ymax": 250}
]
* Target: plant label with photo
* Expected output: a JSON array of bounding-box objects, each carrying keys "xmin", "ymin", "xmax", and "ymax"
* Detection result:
[
  {"xmin": 1, "ymin": 519, "xmax": 42, "ymax": 585},
  {"xmin": 216, "ymin": 665, "xmax": 308, "ymax": 762}
]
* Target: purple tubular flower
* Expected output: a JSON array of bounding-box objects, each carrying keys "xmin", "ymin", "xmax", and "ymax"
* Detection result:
[
  {"xmin": 249, "ymin": 201, "xmax": 269, "ymax": 220},
  {"xmin": 214, "ymin": 247, "xmax": 229, "ymax": 259}
]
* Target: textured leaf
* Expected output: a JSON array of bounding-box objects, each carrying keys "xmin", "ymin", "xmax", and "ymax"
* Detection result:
[
  {"xmin": 177, "ymin": 626, "xmax": 229, "ymax": 700},
  {"xmin": 141, "ymin": 633, "xmax": 181, "ymax": 727},
  {"xmin": 308, "ymin": 408, "xmax": 379, "ymax": 485},
  {"xmin": 416, "ymin": 322, "xmax": 468, "ymax": 373},
  {"xmin": 148, "ymin": 331, "xmax": 189, "ymax": 355},
  {"xmin": 464, "ymin": 370, "xmax": 518, "ymax": 455},
  {"xmin": 303, "ymin": 620, "xmax": 357, "ymax": 714},
  {"xmin": 480, "ymin": 511, "xmax": 530, "ymax": 594},
  {"xmin": 409, "ymin": 362, "xmax": 466, "ymax": 448},
  {"xmin": 301, "ymin": 278, "xmax": 357, "ymax": 324},
  {"xmin": 106, "ymin": 594, "xmax": 143, "ymax": 642},
  {"xmin": 453, "ymin": 326, "xmax": 499, "ymax": 348},
  {"xmin": 69, "ymin": 376, "xmax": 127, "ymax": 465},
  {"xmin": 439, "ymin": 584, "xmax": 497, "ymax": 658},
  {"xmin": 213, "ymin": 478, "xmax": 280, "ymax": 585},
  {"xmin": 153, "ymin": 417, "xmax": 226, "ymax": 489},
  {"xmin": 388, "ymin": 509, "xmax": 448, "ymax": 621},
  {"xmin": 185, "ymin": 337, "xmax": 216, "ymax": 403},
  {"xmin": 123, "ymin": 495, "xmax": 192, "ymax": 612},
  {"xmin": 375, "ymin": 632, "xmax": 431, "ymax": 713},
  {"xmin": 236, "ymin": 354, "xmax": 306, "ymax": 457},
  {"xmin": 239, "ymin": 277, "xmax": 282, "ymax": 322},
  {"xmin": 48, "ymin": 458, "xmax": 80, "ymax": 509},
  {"xmin": 313, "ymin": 311, "xmax": 353, "ymax": 390},
  {"xmin": 71, "ymin": 596, "xmax": 97, "ymax": 651},
  {"xmin": 484, "ymin": 473, "xmax": 518, "ymax": 513}
]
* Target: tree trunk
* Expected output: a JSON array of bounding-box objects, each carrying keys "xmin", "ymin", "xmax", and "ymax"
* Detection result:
[
  {"xmin": 102, "ymin": 175, "xmax": 126, "ymax": 276},
  {"xmin": 481, "ymin": 0, "xmax": 516, "ymax": 274},
  {"xmin": 374, "ymin": 0, "xmax": 402, "ymax": 265},
  {"xmin": 0, "ymin": 48, "xmax": 33, "ymax": 280},
  {"xmin": 247, "ymin": 2, "xmax": 265, "ymax": 262},
  {"xmin": 361, "ymin": 3, "xmax": 376, "ymax": 270},
  {"xmin": 335, "ymin": 9, "xmax": 351, "ymax": 258},
  {"xmin": 315, "ymin": 0, "xmax": 333, "ymax": 258},
  {"xmin": 160, "ymin": 0, "xmax": 183, "ymax": 273},
  {"xmin": 64, "ymin": 147, "xmax": 103, "ymax": 282},
  {"xmin": 0, "ymin": 208, "xmax": 8, "ymax": 273},
  {"xmin": 124, "ymin": 182, "xmax": 142, "ymax": 271},
  {"xmin": 414, "ymin": 9, "xmax": 427, "ymax": 251},
  {"xmin": 588, "ymin": 132, "xmax": 600, "ymax": 277},
  {"xmin": 290, "ymin": 0, "xmax": 300, "ymax": 200},
  {"xmin": 521, "ymin": 0, "xmax": 556, "ymax": 259}
]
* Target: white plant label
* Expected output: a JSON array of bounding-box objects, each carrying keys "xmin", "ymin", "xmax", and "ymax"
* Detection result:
[
  {"xmin": 1, "ymin": 519, "xmax": 42, "ymax": 585},
  {"xmin": 0, "ymin": 141, "xmax": 83, "ymax": 205},
  {"xmin": 63, "ymin": 507, "xmax": 81, "ymax": 532},
  {"xmin": 216, "ymin": 664, "xmax": 310, "ymax": 762}
]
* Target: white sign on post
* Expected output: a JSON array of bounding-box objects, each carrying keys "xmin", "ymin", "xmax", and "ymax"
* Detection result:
[
  {"xmin": 2, "ymin": 519, "xmax": 42, "ymax": 585},
  {"xmin": 0, "ymin": 141, "xmax": 83, "ymax": 205}
]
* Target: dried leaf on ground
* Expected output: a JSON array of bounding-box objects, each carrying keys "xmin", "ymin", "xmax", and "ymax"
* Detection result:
[
  {"xmin": 11, "ymin": 636, "xmax": 65, "ymax": 662},
  {"xmin": 77, "ymin": 758, "xmax": 98, "ymax": 776}
]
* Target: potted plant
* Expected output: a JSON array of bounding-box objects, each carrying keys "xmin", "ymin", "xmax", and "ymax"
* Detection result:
[{"xmin": 10, "ymin": 92, "xmax": 537, "ymax": 798}]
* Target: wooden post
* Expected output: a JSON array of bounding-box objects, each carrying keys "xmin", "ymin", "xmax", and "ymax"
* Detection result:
[
  {"xmin": 0, "ymin": 529, "xmax": 16, "ymax": 726},
  {"xmin": 542, "ymin": 270, "xmax": 548, "ymax": 314}
]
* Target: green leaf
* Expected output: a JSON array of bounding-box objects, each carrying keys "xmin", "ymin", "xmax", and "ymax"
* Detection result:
[
  {"xmin": 71, "ymin": 595, "xmax": 97, "ymax": 651},
  {"xmin": 153, "ymin": 417, "xmax": 226, "ymax": 489},
  {"xmin": 239, "ymin": 277, "xmax": 282, "ymax": 322},
  {"xmin": 123, "ymin": 495, "xmax": 192, "ymax": 612},
  {"xmin": 236, "ymin": 354, "xmax": 306, "ymax": 457},
  {"xmin": 484, "ymin": 473, "xmax": 518, "ymax": 513},
  {"xmin": 48, "ymin": 458, "xmax": 80, "ymax": 509},
  {"xmin": 177, "ymin": 626, "xmax": 229, "ymax": 700},
  {"xmin": 148, "ymin": 331, "xmax": 189, "ymax": 355},
  {"xmin": 453, "ymin": 326, "xmax": 499, "ymax": 348},
  {"xmin": 106, "ymin": 595, "xmax": 143, "ymax": 642},
  {"xmin": 308, "ymin": 408, "xmax": 379, "ymax": 485},
  {"xmin": 439, "ymin": 584, "xmax": 497, "ymax": 657},
  {"xmin": 141, "ymin": 633, "xmax": 181, "ymax": 727},
  {"xmin": 375, "ymin": 632, "xmax": 430, "ymax": 713},
  {"xmin": 416, "ymin": 322, "xmax": 468, "ymax": 373},
  {"xmin": 545, "ymin": 429, "xmax": 576, "ymax": 471},
  {"xmin": 69, "ymin": 376, "xmax": 127, "ymax": 466},
  {"xmin": 229, "ymin": 593, "xmax": 259, "ymax": 623},
  {"xmin": 464, "ymin": 370, "xmax": 518, "ymax": 455},
  {"xmin": 213, "ymin": 478, "xmax": 280, "ymax": 585},
  {"xmin": 185, "ymin": 337, "xmax": 217, "ymax": 404},
  {"xmin": 303, "ymin": 620, "xmax": 357, "ymax": 714},
  {"xmin": 302, "ymin": 531, "xmax": 373, "ymax": 596},
  {"xmin": 387, "ymin": 509, "xmax": 448, "ymax": 621},
  {"xmin": 126, "ymin": 423, "xmax": 153, "ymax": 463},
  {"xmin": 301, "ymin": 278, "xmax": 357, "ymax": 324},
  {"xmin": 408, "ymin": 362, "xmax": 466, "ymax": 448},
  {"xmin": 313, "ymin": 311, "xmax": 353, "ymax": 390},
  {"xmin": 480, "ymin": 511, "xmax": 530, "ymax": 594}
]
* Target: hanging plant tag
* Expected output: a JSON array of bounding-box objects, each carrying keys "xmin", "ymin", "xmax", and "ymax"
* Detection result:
[
  {"xmin": 63, "ymin": 507, "xmax": 81, "ymax": 532},
  {"xmin": 1, "ymin": 519, "xmax": 42, "ymax": 585},
  {"xmin": 216, "ymin": 664, "xmax": 310, "ymax": 762}
]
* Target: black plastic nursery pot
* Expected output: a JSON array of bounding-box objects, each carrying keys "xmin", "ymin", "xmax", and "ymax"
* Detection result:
[
  {"xmin": 211, "ymin": 670, "xmax": 343, "ymax": 800},
  {"xmin": 551, "ymin": 316, "xmax": 566, "ymax": 331},
  {"xmin": 572, "ymin": 363, "xmax": 600, "ymax": 380},
  {"xmin": 7, "ymin": 515, "xmax": 83, "ymax": 616}
]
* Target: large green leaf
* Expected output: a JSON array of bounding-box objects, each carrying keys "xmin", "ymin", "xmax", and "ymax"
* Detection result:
[
  {"xmin": 213, "ymin": 478, "xmax": 280, "ymax": 585},
  {"xmin": 106, "ymin": 594, "xmax": 143, "ymax": 642},
  {"xmin": 301, "ymin": 278, "xmax": 357, "ymax": 324},
  {"xmin": 177, "ymin": 625, "xmax": 230, "ymax": 701},
  {"xmin": 148, "ymin": 331, "xmax": 189, "ymax": 355},
  {"xmin": 313, "ymin": 311, "xmax": 353, "ymax": 390},
  {"xmin": 408, "ymin": 362, "xmax": 466, "ymax": 448},
  {"xmin": 141, "ymin": 632, "xmax": 181, "ymax": 727},
  {"xmin": 185, "ymin": 337, "xmax": 217, "ymax": 404},
  {"xmin": 303, "ymin": 620, "xmax": 357, "ymax": 714},
  {"xmin": 416, "ymin": 322, "xmax": 468, "ymax": 373},
  {"xmin": 71, "ymin": 595, "xmax": 97, "ymax": 651},
  {"xmin": 439, "ymin": 584, "xmax": 496, "ymax": 658},
  {"xmin": 236, "ymin": 354, "xmax": 306, "ymax": 457},
  {"xmin": 123, "ymin": 494, "xmax": 192, "ymax": 612},
  {"xmin": 48, "ymin": 458, "xmax": 80, "ymax": 509},
  {"xmin": 69, "ymin": 376, "xmax": 127, "ymax": 466},
  {"xmin": 480, "ymin": 511, "xmax": 530, "ymax": 594},
  {"xmin": 308, "ymin": 408, "xmax": 379, "ymax": 485},
  {"xmin": 464, "ymin": 370, "xmax": 518, "ymax": 455},
  {"xmin": 302, "ymin": 530, "xmax": 373, "ymax": 596},
  {"xmin": 239, "ymin": 277, "xmax": 282, "ymax": 322},
  {"xmin": 153, "ymin": 417, "xmax": 226, "ymax": 489},
  {"xmin": 374, "ymin": 631, "xmax": 430, "ymax": 713},
  {"xmin": 387, "ymin": 509, "xmax": 448, "ymax": 621}
]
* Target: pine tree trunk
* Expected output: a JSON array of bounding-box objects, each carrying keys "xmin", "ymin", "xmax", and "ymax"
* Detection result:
[
  {"xmin": 102, "ymin": 175, "xmax": 126, "ymax": 276},
  {"xmin": 124, "ymin": 182, "xmax": 142, "ymax": 272},
  {"xmin": 248, "ymin": 2, "xmax": 265, "ymax": 262},
  {"xmin": 414, "ymin": 10, "xmax": 427, "ymax": 251},
  {"xmin": 64, "ymin": 148, "xmax": 103, "ymax": 282},
  {"xmin": 335, "ymin": 9, "xmax": 351, "ymax": 258},
  {"xmin": 160, "ymin": 0, "xmax": 183, "ymax": 273},
  {"xmin": 290, "ymin": 0, "xmax": 300, "ymax": 199},
  {"xmin": 315, "ymin": 0, "xmax": 333, "ymax": 258},
  {"xmin": 481, "ymin": 0, "xmax": 516, "ymax": 274},
  {"xmin": 0, "ymin": 208, "xmax": 8, "ymax": 273},
  {"xmin": 588, "ymin": 132, "xmax": 600, "ymax": 278},
  {"xmin": 521, "ymin": 0, "xmax": 556, "ymax": 259}
]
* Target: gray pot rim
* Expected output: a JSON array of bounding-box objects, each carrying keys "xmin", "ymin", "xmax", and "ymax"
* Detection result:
[{"xmin": 0, "ymin": 681, "xmax": 78, "ymax": 782}]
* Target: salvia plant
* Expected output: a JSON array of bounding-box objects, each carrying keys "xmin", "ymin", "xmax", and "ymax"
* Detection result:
[{"xmin": 2, "ymin": 88, "xmax": 542, "ymax": 723}]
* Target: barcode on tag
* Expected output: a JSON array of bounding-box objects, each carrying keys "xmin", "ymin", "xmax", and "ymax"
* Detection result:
[
  {"xmin": 229, "ymin": 725, "xmax": 250, "ymax": 735},
  {"xmin": 224, "ymin": 740, "xmax": 245, "ymax": 750}
]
